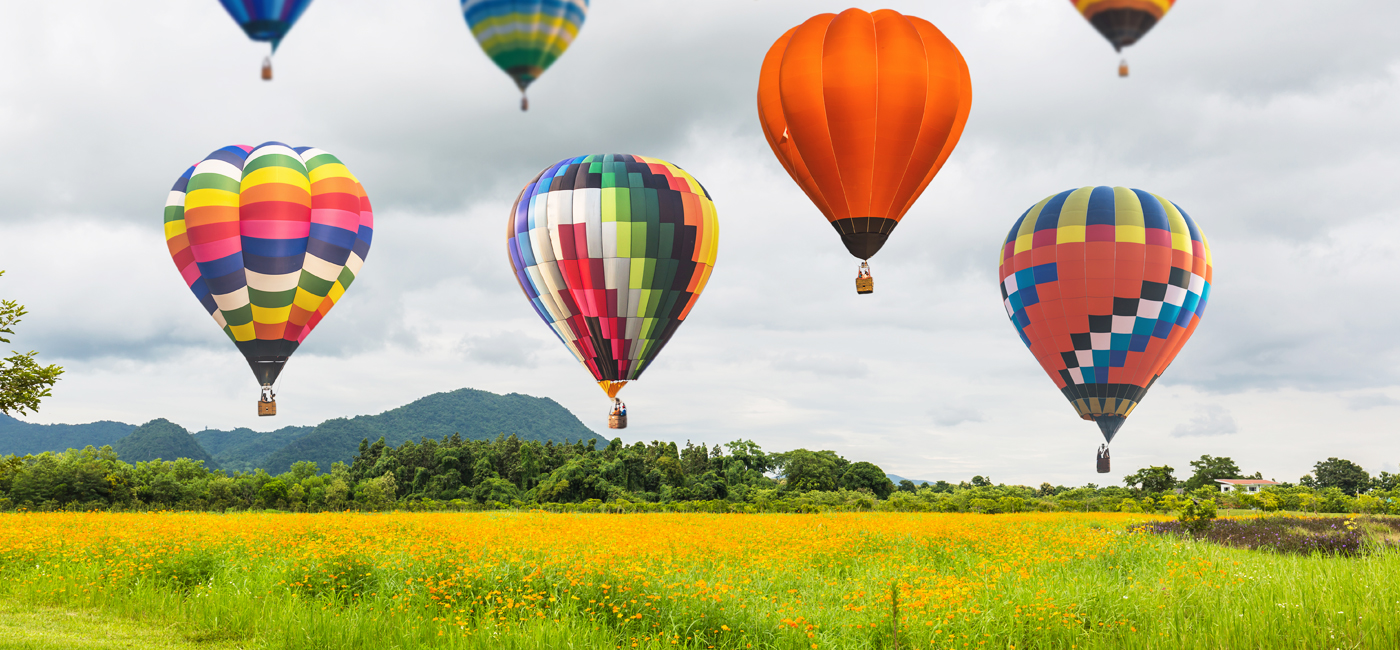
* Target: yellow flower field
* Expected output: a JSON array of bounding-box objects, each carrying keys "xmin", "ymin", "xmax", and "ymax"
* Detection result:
[{"xmin": 0, "ymin": 512, "xmax": 1395, "ymax": 649}]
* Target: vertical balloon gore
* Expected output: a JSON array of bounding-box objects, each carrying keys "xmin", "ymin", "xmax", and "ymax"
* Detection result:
[
  {"xmin": 239, "ymin": 339, "xmax": 297, "ymax": 386},
  {"xmin": 599, "ymin": 380, "xmax": 626, "ymax": 399},
  {"xmin": 1096, "ymin": 414, "xmax": 1125, "ymax": 442},
  {"xmin": 840, "ymin": 231, "xmax": 893, "ymax": 261}
]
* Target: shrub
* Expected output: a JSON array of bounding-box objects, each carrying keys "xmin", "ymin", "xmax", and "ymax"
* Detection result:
[{"xmin": 1178, "ymin": 498, "xmax": 1217, "ymax": 536}]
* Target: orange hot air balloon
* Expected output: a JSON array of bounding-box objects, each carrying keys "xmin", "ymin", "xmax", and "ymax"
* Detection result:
[{"xmin": 758, "ymin": 8, "xmax": 971, "ymax": 293}]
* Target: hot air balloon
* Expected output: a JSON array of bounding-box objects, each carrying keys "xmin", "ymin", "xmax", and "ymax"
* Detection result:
[
  {"xmin": 217, "ymin": 0, "xmax": 316, "ymax": 80},
  {"xmin": 1070, "ymin": 0, "xmax": 1175, "ymax": 77},
  {"xmin": 164, "ymin": 143, "xmax": 373, "ymax": 415},
  {"xmin": 998, "ymin": 187, "xmax": 1211, "ymax": 472},
  {"xmin": 758, "ymin": 8, "xmax": 971, "ymax": 294},
  {"xmin": 506, "ymin": 154, "xmax": 718, "ymax": 428},
  {"xmin": 461, "ymin": 0, "xmax": 589, "ymax": 111}
]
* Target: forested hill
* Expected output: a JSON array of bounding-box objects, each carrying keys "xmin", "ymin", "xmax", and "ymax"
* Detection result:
[
  {"xmin": 193, "ymin": 425, "xmax": 315, "ymax": 474},
  {"xmin": 112, "ymin": 419, "xmax": 218, "ymax": 469},
  {"xmin": 2, "ymin": 388, "xmax": 605, "ymax": 474},
  {"xmin": 258, "ymin": 388, "xmax": 606, "ymax": 473},
  {"xmin": 0, "ymin": 415, "xmax": 134, "ymax": 456}
]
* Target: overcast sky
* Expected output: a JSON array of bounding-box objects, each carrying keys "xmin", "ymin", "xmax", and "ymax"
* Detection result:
[{"xmin": 0, "ymin": 0, "xmax": 1397, "ymax": 487}]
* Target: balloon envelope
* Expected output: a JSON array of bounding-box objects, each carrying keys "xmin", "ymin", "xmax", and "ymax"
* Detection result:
[
  {"xmin": 997, "ymin": 187, "xmax": 1211, "ymax": 442},
  {"xmin": 462, "ymin": 0, "xmax": 589, "ymax": 92},
  {"xmin": 757, "ymin": 8, "xmax": 971, "ymax": 260},
  {"xmin": 506, "ymin": 154, "xmax": 718, "ymax": 395},
  {"xmin": 218, "ymin": 0, "xmax": 315, "ymax": 51},
  {"xmin": 164, "ymin": 143, "xmax": 373, "ymax": 386},
  {"xmin": 1071, "ymin": 0, "xmax": 1175, "ymax": 52}
]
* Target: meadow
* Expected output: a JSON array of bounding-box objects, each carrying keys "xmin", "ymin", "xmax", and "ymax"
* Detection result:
[{"xmin": 0, "ymin": 512, "xmax": 1395, "ymax": 649}]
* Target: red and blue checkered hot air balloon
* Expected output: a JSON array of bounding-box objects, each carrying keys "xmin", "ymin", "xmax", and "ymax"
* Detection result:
[
  {"xmin": 164, "ymin": 143, "xmax": 374, "ymax": 416},
  {"xmin": 217, "ymin": 0, "xmax": 316, "ymax": 79},
  {"xmin": 998, "ymin": 187, "xmax": 1211, "ymax": 472},
  {"xmin": 506, "ymin": 155, "xmax": 719, "ymax": 429}
]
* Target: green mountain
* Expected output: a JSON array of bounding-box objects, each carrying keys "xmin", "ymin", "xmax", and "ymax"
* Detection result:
[
  {"xmin": 112, "ymin": 419, "xmax": 219, "ymax": 468},
  {"xmin": 0, "ymin": 415, "xmax": 135, "ymax": 456},
  {"xmin": 259, "ymin": 388, "xmax": 606, "ymax": 473},
  {"xmin": 193, "ymin": 425, "xmax": 315, "ymax": 473}
]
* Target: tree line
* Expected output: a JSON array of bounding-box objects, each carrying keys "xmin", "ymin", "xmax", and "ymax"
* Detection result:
[{"xmin": 1, "ymin": 436, "xmax": 1397, "ymax": 515}]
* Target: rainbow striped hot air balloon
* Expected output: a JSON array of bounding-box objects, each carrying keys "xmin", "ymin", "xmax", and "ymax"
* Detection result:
[
  {"xmin": 506, "ymin": 154, "xmax": 719, "ymax": 428},
  {"xmin": 461, "ymin": 0, "xmax": 589, "ymax": 110},
  {"xmin": 164, "ymin": 143, "xmax": 373, "ymax": 415}
]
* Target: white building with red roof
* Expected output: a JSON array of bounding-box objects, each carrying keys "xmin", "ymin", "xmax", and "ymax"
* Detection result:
[{"xmin": 1215, "ymin": 479, "xmax": 1279, "ymax": 493}]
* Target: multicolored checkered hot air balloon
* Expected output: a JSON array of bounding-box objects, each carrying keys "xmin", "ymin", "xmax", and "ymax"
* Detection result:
[
  {"xmin": 164, "ymin": 143, "xmax": 373, "ymax": 416},
  {"xmin": 217, "ymin": 0, "xmax": 316, "ymax": 79},
  {"xmin": 506, "ymin": 155, "xmax": 718, "ymax": 429},
  {"xmin": 461, "ymin": 0, "xmax": 589, "ymax": 111},
  {"xmin": 757, "ymin": 8, "xmax": 972, "ymax": 294},
  {"xmin": 1070, "ymin": 0, "xmax": 1176, "ymax": 77},
  {"xmin": 998, "ymin": 187, "xmax": 1211, "ymax": 471}
]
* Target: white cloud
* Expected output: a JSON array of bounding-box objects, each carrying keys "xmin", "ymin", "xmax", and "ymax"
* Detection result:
[
  {"xmin": 929, "ymin": 406, "xmax": 984, "ymax": 428},
  {"xmin": 1171, "ymin": 405, "xmax": 1240, "ymax": 438},
  {"xmin": 461, "ymin": 331, "xmax": 544, "ymax": 368}
]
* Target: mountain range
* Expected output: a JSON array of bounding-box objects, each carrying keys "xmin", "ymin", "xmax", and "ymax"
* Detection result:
[{"xmin": 0, "ymin": 388, "xmax": 607, "ymax": 473}]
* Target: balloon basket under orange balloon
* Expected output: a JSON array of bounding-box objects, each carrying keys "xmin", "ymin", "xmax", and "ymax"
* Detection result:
[
  {"xmin": 856, "ymin": 261, "xmax": 873, "ymax": 294},
  {"xmin": 258, "ymin": 399, "xmax": 277, "ymax": 417},
  {"xmin": 609, "ymin": 413, "xmax": 627, "ymax": 429}
]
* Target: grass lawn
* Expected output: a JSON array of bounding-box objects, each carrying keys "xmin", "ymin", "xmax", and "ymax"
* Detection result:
[
  {"xmin": 0, "ymin": 597, "xmax": 253, "ymax": 650},
  {"xmin": 0, "ymin": 511, "xmax": 1396, "ymax": 649}
]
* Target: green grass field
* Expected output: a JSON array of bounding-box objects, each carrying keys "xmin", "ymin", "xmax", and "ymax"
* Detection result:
[{"xmin": 0, "ymin": 512, "xmax": 1395, "ymax": 649}]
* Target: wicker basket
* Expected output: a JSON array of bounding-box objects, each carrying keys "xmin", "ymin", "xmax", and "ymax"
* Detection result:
[
  {"xmin": 258, "ymin": 400, "xmax": 277, "ymax": 417},
  {"xmin": 856, "ymin": 277, "xmax": 873, "ymax": 294},
  {"xmin": 1096, "ymin": 447, "xmax": 1110, "ymax": 473},
  {"xmin": 608, "ymin": 413, "xmax": 627, "ymax": 429}
]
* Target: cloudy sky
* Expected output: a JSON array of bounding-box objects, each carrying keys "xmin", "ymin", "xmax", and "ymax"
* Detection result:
[{"xmin": 1, "ymin": 0, "xmax": 1397, "ymax": 487}]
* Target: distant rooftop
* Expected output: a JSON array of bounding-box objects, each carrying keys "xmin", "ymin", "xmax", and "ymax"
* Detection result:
[{"xmin": 1215, "ymin": 479, "xmax": 1279, "ymax": 485}]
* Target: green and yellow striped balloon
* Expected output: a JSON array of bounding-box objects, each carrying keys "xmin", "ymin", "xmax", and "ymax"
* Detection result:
[{"xmin": 461, "ymin": 0, "xmax": 588, "ymax": 109}]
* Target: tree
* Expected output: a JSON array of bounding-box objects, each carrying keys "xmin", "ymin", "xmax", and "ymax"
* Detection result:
[
  {"xmin": 1183, "ymin": 455, "xmax": 1241, "ymax": 490},
  {"xmin": 257, "ymin": 478, "xmax": 289, "ymax": 506},
  {"xmin": 778, "ymin": 449, "xmax": 843, "ymax": 492},
  {"xmin": 1311, "ymin": 458, "xmax": 1370, "ymax": 496},
  {"xmin": 840, "ymin": 462, "xmax": 894, "ymax": 499},
  {"xmin": 0, "ymin": 272, "xmax": 63, "ymax": 415},
  {"xmin": 1123, "ymin": 465, "xmax": 1177, "ymax": 493},
  {"xmin": 898, "ymin": 479, "xmax": 917, "ymax": 493}
]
